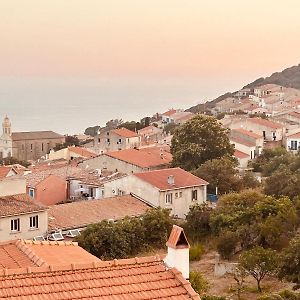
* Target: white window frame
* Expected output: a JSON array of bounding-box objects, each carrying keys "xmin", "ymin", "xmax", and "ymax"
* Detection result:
[
  {"xmin": 11, "ymin": 218, "xmax": 20, "ymax": 232},
  {"xmin": 192, "ymin": 189, "xmax": 198, "ymax": 201},
  {"xmin": 30, "ymin": 215, "xmax": 39, "ymax": 229},
  {"xmin": 165, "ymin": 193, "xmax": 173, "ymax": 204},
  {"xmin": 29, "ymin": 188, "xmax": 35, "ymax": 198}
]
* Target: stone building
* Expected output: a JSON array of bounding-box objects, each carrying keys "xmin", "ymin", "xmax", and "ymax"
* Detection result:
[
  {"xmin": 0, "ymin": 116, "xmax": 13, "ymax": 159},
  {"xmin": 12, "ymin": 131, "xmax": 65, "ymax": 161}
]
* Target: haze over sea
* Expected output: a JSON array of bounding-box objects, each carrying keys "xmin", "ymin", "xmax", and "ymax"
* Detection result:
[{"xmin": 0, "ymin": 76, "xmax": 249, "ymax": 135}]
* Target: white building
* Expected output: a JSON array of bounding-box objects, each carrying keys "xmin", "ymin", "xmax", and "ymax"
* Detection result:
[
  {"xmin": 286, "ymin": 132, "xmax": 300, "ymax": 153},
  {"xmin": 104, "ymin": 167, "xmax": 208, "ymax": 219},
  {"xmin": 0, "ymin": 116, "xmax": 13, "ymax": 159}
]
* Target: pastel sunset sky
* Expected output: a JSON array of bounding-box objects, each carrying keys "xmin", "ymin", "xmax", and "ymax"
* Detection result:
[{"xmin": 0, "ymin": 0, "xmax": 300, "ymax": 133}]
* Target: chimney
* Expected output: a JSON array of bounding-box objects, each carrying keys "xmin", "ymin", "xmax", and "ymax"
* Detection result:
[
  {"xmin": 167, "ymin": 175, "xmax": 175, "ymax": 185},
  {"xmin": 164, "ymin": 225, "xmax": 190, "ymax": 279}
]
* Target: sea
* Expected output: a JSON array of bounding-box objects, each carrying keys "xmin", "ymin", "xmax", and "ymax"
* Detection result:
[{"xmin": 0, "ymin": 76, "xmax": 244, "ymax": 135}]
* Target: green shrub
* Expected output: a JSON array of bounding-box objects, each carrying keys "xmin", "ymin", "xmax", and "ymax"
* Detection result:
[
  {"xmin": 189, "ymin": 244, "xmax": 205, "ymax": 261},
  {"xmin": 257, "ymin": 295, "xmax": 283, "ymax": 300},
  {"xmin": 216, "ymin": 230, "xmax": 238, "ymax": 259},
  {"xmin": 279, "ymin": 290, "xmax": 300, "ymax": 300},
  {"xmin": 202, "ymin": 295, "xmax": 226, "ymax": 300},
  {"xmin": 189, "ymin": 271, "xmax": 209, "ymax": 295}
]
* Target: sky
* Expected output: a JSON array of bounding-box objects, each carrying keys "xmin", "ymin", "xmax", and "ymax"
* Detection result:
[{"xmin": 0, "ymin": 0, "xmax": 300, "ymax": 133}]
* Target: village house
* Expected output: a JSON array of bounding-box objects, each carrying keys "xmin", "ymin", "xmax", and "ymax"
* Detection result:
[
  {"xmin": 80, "ymin": 147, "xmax": 172, "ymax": 174},
  {"xmin": 104, "ymin": 167, "xmax": 208, "ymax": 219},
  {"xmin": 0, "ymin": 165, "xmax": 19, "ymax": 179},
  {"xmin": 0, "ymin": 225, "xmax": 199, "ymax": 299},
  {"xmin": 0, "ymin": 194, "xmax": 48, "ymax": 242},
  {"xmin": 12, "ymin": 130, "xmax": 65, "ymax": 161},
  {"xmin": 161, "ymin": 108, "xmax": 179, "ymax": 124},
  {"xmin": 93, "ymin": 127, "xmax": 141, "ymax": 154},
  {"xmin": 48, "ymin": 194, "xmax": 151, "ymax": 233},
  {"xmin": 48, "ymin": 146, "xmax": 97, "ymax": 161},
  {"xmin": 286, "ymin": 132, "xmax": 300, "ymax": 153},
  {"xmin": 234, "ymin": 149, "xmax": 250, "ymax": 169},
  {"xmin": 138, "ymin": 125, "xmax": 164, "ymax": 145}
]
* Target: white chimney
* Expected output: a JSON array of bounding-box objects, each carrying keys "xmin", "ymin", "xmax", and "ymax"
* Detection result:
[
  {"xmin": 167, "ymin": 175, "xmax": 175, "ymax": 185},
  {"xmin": 164, "ymin": 225, "xmax": 190, "ymax": 279}
]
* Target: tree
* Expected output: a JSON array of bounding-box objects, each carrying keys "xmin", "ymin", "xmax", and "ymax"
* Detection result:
[
  {"xmin": 54, "ymin": 135, "xmax": 80, "ymax": 151},
  {"xmin": 105, "ymin": 119, "xmax": 123, "ymax": 129},
  {"xmin": 216, "ymin": 230, "xmax": 239, "ymax": 259},
  {"xmin": 193, "ymin": 157, "xmax": 241, "ymax": 194},
  {"xmin": 171, "ymin": 114, "xmax": 234, "ymax": 171},
  {"xmin": 0, "ymin": 156, "xmax": 30, "ymax": 168},
  {"xmin": 279, "ymin": 235, "xmax": 300, "ymax": 289},
  {"xmin": 84, "ymin": 125, "xmax": 101, "ymax": 137},
  {"xmin": 239, "ymin": 246, "xmax": 278, "ymax": 292},
  {"xmin": 189, "ymin": 271, "xmax": 209, "ymax": 295}
]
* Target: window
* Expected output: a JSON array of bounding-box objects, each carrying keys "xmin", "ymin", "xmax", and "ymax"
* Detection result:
[
  {"xmin": 107, "ymin": 138, "xmax": 110, "ymax": 143},
  {"xmin": 30, "ymin": 144, "xmax": 33, "ymax": 150},
  {"xmin": 29, "ymin": 188, "xmax": 35, "ymax": 198},
  {"xmin": 98, "ymin": 138, "xmax": 100, "ymax": 143},
  {"xmin": 11, "ymin": 219, "xmax": 20, "ymax": 232},
  {"xmin": 179, "ymin": 191, "xmax": 183, "ymax": 198},
  {"xmin": 165, "ymin": 193, "xmax": 173, "ymax": 204},
  {"xmin": 118, "ymin": 138, "xmax": 122, "ymax": 144},
  {"xmin": 175, "ymin": 192, "xmax": 178, "ymax": 198},
  {"xmin": 118, "ymin": 189, "xmax": 125, "ymax": 196},
  {"xmin": 30, "ymin": 215, "xmax": 39, "ymax": 229},
  {"xmin": 41, "ymin": 143, "xmax": 44, "ymax": 152},
  {"xmin": 192, "ymin": 190, "xmax": 198, "ymax": 201},
  {"xmin": 291, "ymin": 140, "xmax": 298, "ymax": 150}
]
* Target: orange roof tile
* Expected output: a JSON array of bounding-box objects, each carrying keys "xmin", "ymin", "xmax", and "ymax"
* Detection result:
[
  {"xmin": 162, "ymin": 109, "xmax": 177, "ymax": 117},
  {"xmin": 106, "ymin": 148, "xmax": 172, "ymax": 168},
  {"xmin": 0, "ymin": 194, "xmax": 46, "ymax": 217},
  {"xmin": 48, "ymin": 194, "xmax": 150, "ymax": 230},
  {"xmin": 68, "ymin": 146, "xmax": 98, "ymax": 158},
  {"xmin": 234, "ymin": 150, "xmax": 250, "ymax": 159},
  {"xmin": 0, "ymin": 241, "xmax": 36, "ymax": 269},
  {"xmin": 15, "ymin": 240, "xmax": 100, "ymax": 266},
  {"xmin": 133, "ymin": 168, "xmax": 208, "ymax": 191},
  {"xmin": 0, "ymin": 166, "xmax": 16, "ymax": 179},
  {"xmin": 112, "ymin": 127, "xmax": 138, "ymax": 138},
  {"xmin": 230, "ymin": 136, "xmax": 256, "ymax": 147},
  {"xmin": 166, "ymin": 225, "xmax": 190, "ymax": 249},
  {"xmin": 247, "ymin": 117, "xmax": 283, "ymax": 129},
  {"xmin": 287, "ymin": 132, "xmax": 300, "ymax": 139},
  {"xmin": 0, "ymin": 256, "xmax": 199, "ymax": 299},
  {"xmin": 231, "ymin": 128, "xmax": 263, "ymax": 139}
]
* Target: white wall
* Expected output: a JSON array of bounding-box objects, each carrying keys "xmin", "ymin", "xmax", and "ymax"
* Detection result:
[
  {"xmin": 0, "ymin": 210, "xmax": 48, "ymax": 242},
  {"xmin": 0, "ymin": 177, "xmax": 26, "ymax": 197}
]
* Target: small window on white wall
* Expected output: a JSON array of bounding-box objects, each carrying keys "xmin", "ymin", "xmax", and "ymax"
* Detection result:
[
  {"xmin": 165, "ymin": 193, "xmax": 173, "ymax": 204},
  {"xmin": 30, "ymin": 215, "xmax": 39, "ymax": 229},
  {"xmin": 11, "ymin": 219, "xmax": 20, "ymax": 232}
]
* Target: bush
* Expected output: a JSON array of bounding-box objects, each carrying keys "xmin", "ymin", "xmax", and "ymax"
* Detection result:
[
  {"xmin": 189, "ymin": 244, "xmax": 205, "ymax": 261},
  {"xmin": 216, "ymin": 231, "xmax": 238, "ymax": 259},
  {"xmin": 202, "ymin": 296, "xmax": 226, "ymax": 300},
  {"xmin": 257, "ymin": 295, "xmax": 283, "ymax": 300},
  {"xmin": 189, "ymin": 271, "xmax": 209, "ymax": 295},
  {"xmin": 279, "ymin": 290, "xmax": 300, "ymax": 300}
]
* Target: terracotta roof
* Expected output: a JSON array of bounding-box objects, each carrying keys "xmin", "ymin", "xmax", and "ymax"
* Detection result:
[
  {"xmin": 68, "ymin": 147, "xmax": 98, "ymax": 158},
  {"xmin": 231, "ymin": 128, "xmax": 263, "ymax": 139},
  {"xmin": 287, "ymin": 132, "xmax": 300, "ymax": 139},
  {"xmin": 112, "ymin": 127, "xmax": 138, "ymax": 138},
  {"xmin": 162, "ymin": 109, "xmax": 177, "ymax": 117},
  {"xmin": 133, "ymin": 168, "xmax": 208, "ymax": 191},
  {"xmin": 0, "ymin": 194, "xmax": 46, "ymax": 218},
  {"xmin": 15, "ymin": 240, "xmax": 100, "ymax": 266},
  {"xmin": 12, "ymin": 131, "xmax": 64, "ymax": 141},
  {"xmin": 106, "ymin": 148, "xmax": 172, "ymax": 168},
  {"xmin": 288, "ymin": 111, "xmax": 300, "ymax": 119},
  {"xmin": 230, "ymin": 136, "xmax": 256, "ymax": 147},
  {"xmin": 166, "ymin": 225, "xmax": 190, "ymax": 249},
  {"xmin": 247, "ymin": 118, "xmax": 283, "ymax": 129},
  {"xmin": 0, "ymin": 166, "xmax": 17, "ymax": 179},
  {"xmin": 234, "ymin": 150, "xmax": 250, "ymax": 159},
  {"xmin": 48, "ymin": 194, "xmax": 150, "ymax": 230},
  {"xmin": 0, "ymin": 256, "xmax": 199, "ymax": 299},
  {"xmin": 0, "ymin": 240, "xmax": 100, "ymax": 269},
  {"xmin": 0, "ymin": 241, "xmax": 36, "ymax": 269}
]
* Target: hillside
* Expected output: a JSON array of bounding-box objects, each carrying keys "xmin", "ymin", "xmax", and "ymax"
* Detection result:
[{"xmin": 186, "ymin": 63, "xmax": 300, "ymax": 113}]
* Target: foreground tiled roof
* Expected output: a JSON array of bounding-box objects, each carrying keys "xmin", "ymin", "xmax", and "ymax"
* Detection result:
[
  {"xmin": 133, "ymin": 168, "xmax": 208, "ymax": 191},
  {"xmin": 0, "ymin": 194, "xmax": 46, "ymax": 217},
  {"xmin": 12, "ymin": 131, "xmax": 64, "ymax": 141},
  {"xmin": 0, "ymin": 166, "xmax": 16, "ymax": 179},
  {"xmin": 68, "ymin": 146, "xmax": 98, "ymax": 158},
  {"xmin": 0, "ymin": 256, "xmax": 199, "ymax": 299},
  {"xmin": 15, "ymin": 240, "xmax": 100, "ymax": 266},
  {"xmin": 48, "ymin": 194, "xmax": 150, "ymax": 230},
  {"xmin": 0, "ymin": 240, "xmax": 100, "ymax": 269},
  {"xmin": 112, "ymin": 127, "xmax": 138, "ymax": 138},
  {"xmin": 106, "ymin": 148, "xmax": 172, "ymax": 168},
  {"xmin": 0, "ymin": 241, "xmax": 36, "ymax": 269}
]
